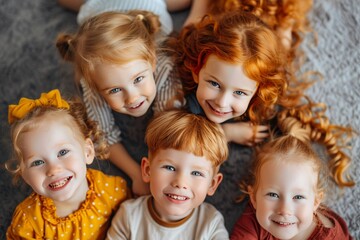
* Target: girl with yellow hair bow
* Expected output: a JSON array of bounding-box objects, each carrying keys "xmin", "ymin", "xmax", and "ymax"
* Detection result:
[{"xmin": 6, "ymin": 89, "xmax": 129, "ymax": 239}]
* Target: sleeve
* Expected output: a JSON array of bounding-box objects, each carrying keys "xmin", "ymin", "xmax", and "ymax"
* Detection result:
[
  {"xmin": 230, "ymin": 204, "xmax": 260, "ymax": 240},
  {"xmin": 80, "ymin": 79, "xmax": 121, "ymax": 145},
  {"xmin": 152, "ymin": 53, "xmax": 185, "ymax": 113},
  {"xmin": 106, "ymin": 202, "xmax": 130, "ymax": 240},
  {"xmin": 6, "ymin": 207, "xmax": 41, "ymax": 240},
  {"xmin": 210, "ymin": 210, "xmax": 230, "ymax": 240}
]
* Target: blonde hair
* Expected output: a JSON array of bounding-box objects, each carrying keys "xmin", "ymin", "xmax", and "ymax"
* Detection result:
[
  {"xmin": 56, "ymin": 10, "xmax": 161, "ymax": 90},
  {"xmin": 6, "ymin": 98, "xmax": 109, "ymax": 182},
  {"xmin": 145, "ymin": 110, "xmax": 228, "ymax": 168}
]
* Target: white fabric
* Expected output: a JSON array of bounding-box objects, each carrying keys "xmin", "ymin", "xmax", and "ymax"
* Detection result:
[
  {"xmin": 77, "ymin": 0, "xmax": 173, "ymax": 35},
  {"xmin": 106, "ymin": 196, "xmax": 229, "ymax": 240}
]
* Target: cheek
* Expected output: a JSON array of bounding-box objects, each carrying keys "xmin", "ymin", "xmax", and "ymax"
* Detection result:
[{"xmin": 103, "ymin": 96, "xmax": 124, "ymax": 110}]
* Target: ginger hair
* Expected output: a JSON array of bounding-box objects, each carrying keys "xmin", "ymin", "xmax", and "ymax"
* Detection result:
[
  {"xmin": 174, "ymin": 11, "xmax": 305, "ymax": 125},
  {"xmin": 56, "ymin": 10, "xmax": 161, "ymax": 90},
  {"xmin": 145, "ymin": 110, "xmax": 228, "ymax": 168},
  {"xmin": 277, "ymin": 97, "xmax": 354, "ymax": 187},
  {"xmin": 6, "ymin": 98, "xmax": 109, "ymax": 182},
  {"xmin": 208, "ymin": 0, "xmax": 313, "ymax": 60},
  {"xmin": 239, "ymin": 116, "xmax": 329, "ymax": 203}
]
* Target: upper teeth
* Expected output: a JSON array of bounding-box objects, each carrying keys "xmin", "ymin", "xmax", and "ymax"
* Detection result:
[
  {"xmin": 167, "ymin": 194, "xmax": 186, "ymax": 200},
  {"xmin": 49, "ymin": 177, "xmax": 70, "ymax": 189}
]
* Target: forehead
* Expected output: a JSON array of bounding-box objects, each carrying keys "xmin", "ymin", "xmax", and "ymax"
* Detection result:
[
  {"xmin": 259, "ymin": 159, "xmax": 317, "ymax": 190},
  {"xmin": 201, "ymin": 55, "xmax": 258, "ymax": 87}
]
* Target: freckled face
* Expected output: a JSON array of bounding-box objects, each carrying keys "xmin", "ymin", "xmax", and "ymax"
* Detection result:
[{"xmin": 195, "ymin": 55, "xmax": 258, "ymax": 123}]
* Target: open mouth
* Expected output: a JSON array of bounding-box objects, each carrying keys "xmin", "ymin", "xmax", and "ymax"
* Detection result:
[
  {"xmin": 127, "ymin": 101, "xmax": 144, "ymax": 110},
  {"xmin": 207, "ymin": 102, "xmax": 232, "ymax": 116},
  {"xmin": 166, "ymin": 193, "xmax": 189, "ymax": 201},
  {"xmin": 48, "ymin": 176, "xmax": 72, "ymax": 190},
  {"xmin": 272, "ymin": 220, "xmax": 296, "ymax": 226}
]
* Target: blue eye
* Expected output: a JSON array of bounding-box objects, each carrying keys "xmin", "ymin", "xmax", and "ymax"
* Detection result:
[
  {"xmin": 134, "ymin": 76, "xmax": 144, "ymax": 84},
  {"xmin": 30, "ymin": 160, "xmax": 45, "ymax": 167},
  {"xmin": 163, "ymin": 165, "xmax": 175, "ymax": 171},
  {"xmin": 293, "ymin": 195, "xmax": 305, "ymax": 200},
  {"xmin": 191, "ymin": 171, "xmax": 203, "ymax": 177},
  {"xmin": 234, "ymin": 90, "xmax": 246, "ymax": 96},
  {"xmin": 267, "ymin": 192, "xmax": 279, "ymax": 198},
  {"xmin": 109, "ymin": 88, "xmax": 121, "ymax": 94},
  {"xmin": 207, "ymin": 80, "xmax": 220, "ymax": 88},
  {"xmin": 58, "ymin": 149, "xmax": 69, "ymax": 157}
]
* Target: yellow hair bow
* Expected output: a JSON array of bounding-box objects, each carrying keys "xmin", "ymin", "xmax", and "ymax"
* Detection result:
[{"xmin": 8, "ymin": 89, "xmax": 70, "ymax": 124}]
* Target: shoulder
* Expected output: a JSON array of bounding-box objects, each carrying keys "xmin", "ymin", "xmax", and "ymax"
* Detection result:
[
  {"xmin": 88, "ymin": 168, "xmax": 128, "ymax": 203},
  {"xmin": 314, "ymin": 207, "xmax": 352, "ymax": 239}
]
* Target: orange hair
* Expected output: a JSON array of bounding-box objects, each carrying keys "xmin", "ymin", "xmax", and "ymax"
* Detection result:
[
  {"xmin": 145, "ymin": 110, "xmax": 228, "ymax": 168},
  {"xmin": 174, "ymin": 11, "xmax": 303, "ymax": 124}
]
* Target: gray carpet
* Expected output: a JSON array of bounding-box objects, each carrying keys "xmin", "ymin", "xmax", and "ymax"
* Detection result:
[{"xmin": 0, "ymin": 1, "xmax": 359, "ymax": 239}]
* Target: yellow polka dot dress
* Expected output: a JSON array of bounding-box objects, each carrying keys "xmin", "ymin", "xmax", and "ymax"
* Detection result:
[{"xmin": 6, "ymin": 169, "xmax": 128, "ymax": 240}]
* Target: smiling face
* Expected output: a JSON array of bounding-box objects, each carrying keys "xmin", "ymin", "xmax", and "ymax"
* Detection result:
[
  {"xmin": 250, "ymin": 158, "xmax": 320, "ymax": 240},
  {"xmin": 141, "ymin": 148, "xmax": 223, "ymax": 222},
  {"xmin": 18, "ymin": 113, "xmax": 94, "ymax": 205},
  {"xmin": 93, "ymin": 59, "xmax": 156, "ymax": 117},
  {"xmin": 194, "ymin": 55, "xmax": 258, "ymax": 123}
]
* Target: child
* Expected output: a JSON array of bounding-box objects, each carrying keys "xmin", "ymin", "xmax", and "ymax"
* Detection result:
[
  {"xmin": 56, "ymin": 10, "xmax": 184, "ymax": 196},
  {"xmin": 106, "ymin": 110, "xmax": 229, "ymax": 239},
  {"xmin": 173, "ymin": 10, "xmax": 299, "ymax": 146},
  {"xmin": 6, "ymin": 89, "xmax": 128, "ymax": 239},
  {"xmin": 230, "ymin": 116, "xmax": 353, "ymax": 239},
  {"xmin": 173, "ymin": 11, "xmax": 354, "ymax": 187}
]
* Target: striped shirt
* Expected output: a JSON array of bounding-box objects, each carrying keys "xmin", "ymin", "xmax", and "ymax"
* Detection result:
[{"xmin": 81, "ymin": 53, "xmax": 184, "ymax": 145}]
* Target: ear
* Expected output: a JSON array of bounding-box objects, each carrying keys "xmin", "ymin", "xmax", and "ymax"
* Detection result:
[
  {"xmin": 207, "ymin": 173, "xmax": 223, "ymax": 196},
  {"xmin": 152, "ymin": 61, "xmax": 156, "ymax": 72},
  {"xmin": 248, "ymin": 186, "xmax": 257, "ymax": 209},
  {"xmin": 191, "ymin": 71, "xmax": 199, "ymax": 84},
  {"xmin": 141, "ymin": 157, "xmax": 151, "ymax": 183},
  {"xmin": 84, "ymin": 138, "xmax": 95, "ymax": 165}
]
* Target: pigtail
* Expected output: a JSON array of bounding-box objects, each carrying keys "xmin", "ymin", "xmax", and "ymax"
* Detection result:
[
  {"xmin": 127, "ymin": 10, "xmax": 161, "ymax": 36},
  {"xmin": 56, "ymin": 33, "xmax": 76, "ymax": 62},
  {"xmin": 277, "ymin": 97, "xmax": 355, "ymax": 187}
]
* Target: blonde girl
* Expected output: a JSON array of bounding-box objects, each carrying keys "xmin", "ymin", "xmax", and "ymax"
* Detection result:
[
  {"xmin": 6, "ymin": 89, "xmax": 128, "ymax": 239},
  {"xmin": 231, "ymin": 116, "xmax": 352, "ymax": 239},
  {"xmin": 56, "ymin": 10, "xmax": 184, "ymax": 196}
]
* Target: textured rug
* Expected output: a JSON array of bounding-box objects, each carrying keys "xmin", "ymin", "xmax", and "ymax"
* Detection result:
[{"xmin": 0, "ymin": 0, "xmax": 359, "ymax": 239}]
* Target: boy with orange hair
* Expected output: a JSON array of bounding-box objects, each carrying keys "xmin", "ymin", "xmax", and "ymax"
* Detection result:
[{"xmin": 107, "ymin": 110, "xmax": 229, "ymax": 239}]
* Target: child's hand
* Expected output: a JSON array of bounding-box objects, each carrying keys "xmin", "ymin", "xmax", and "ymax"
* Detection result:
[
  {"xmin": 132, "ymin": 178, "xmax": 150, "ymax": 198},
  {"xmin": 222, "ymin": 122, "xmax": 269, "ymax": 146}
]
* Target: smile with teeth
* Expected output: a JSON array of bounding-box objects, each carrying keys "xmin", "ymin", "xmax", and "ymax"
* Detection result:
[
  {"xmin": 273, "ymin": 220, "xmax": 296, "ymax": 226},
  {"xmin": 49, "ymin": 176, "xmax": 72, "ymax": 189},
  {"xmin": 207, "ymin": 102, "xmax": 231, "ymax": 115},
  {"xmin": 127, "ymin": 101, "xmax": 144, "ymax": 109},
  {"xmin": 166, "ymin": 193, "xmax": 189, "ymax": 201}
]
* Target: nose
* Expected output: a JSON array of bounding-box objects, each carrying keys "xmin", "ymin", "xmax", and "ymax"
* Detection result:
[
  {"xmin": 124, "ymin": 88, "xmax": 139, "ymax": 106},
  {"xmin": 46, "ymin": 162, "xmax": 62, "ymax": 177},
  {"xmin": 214, "ymin": 91, "xmax": 231, "ymax": 108},
  {"xmin": 277, "ymin": 199, "xmax": 292, "ymax": 216},
  {"xmin": 171, "ymin": 172, "xmax": 188, "ymax": 189}
]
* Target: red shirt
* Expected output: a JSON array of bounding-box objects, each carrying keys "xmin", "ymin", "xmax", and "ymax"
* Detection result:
[{"xmin": 231, "ymin": 203, "xmax": 352, "ymax": 240}]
